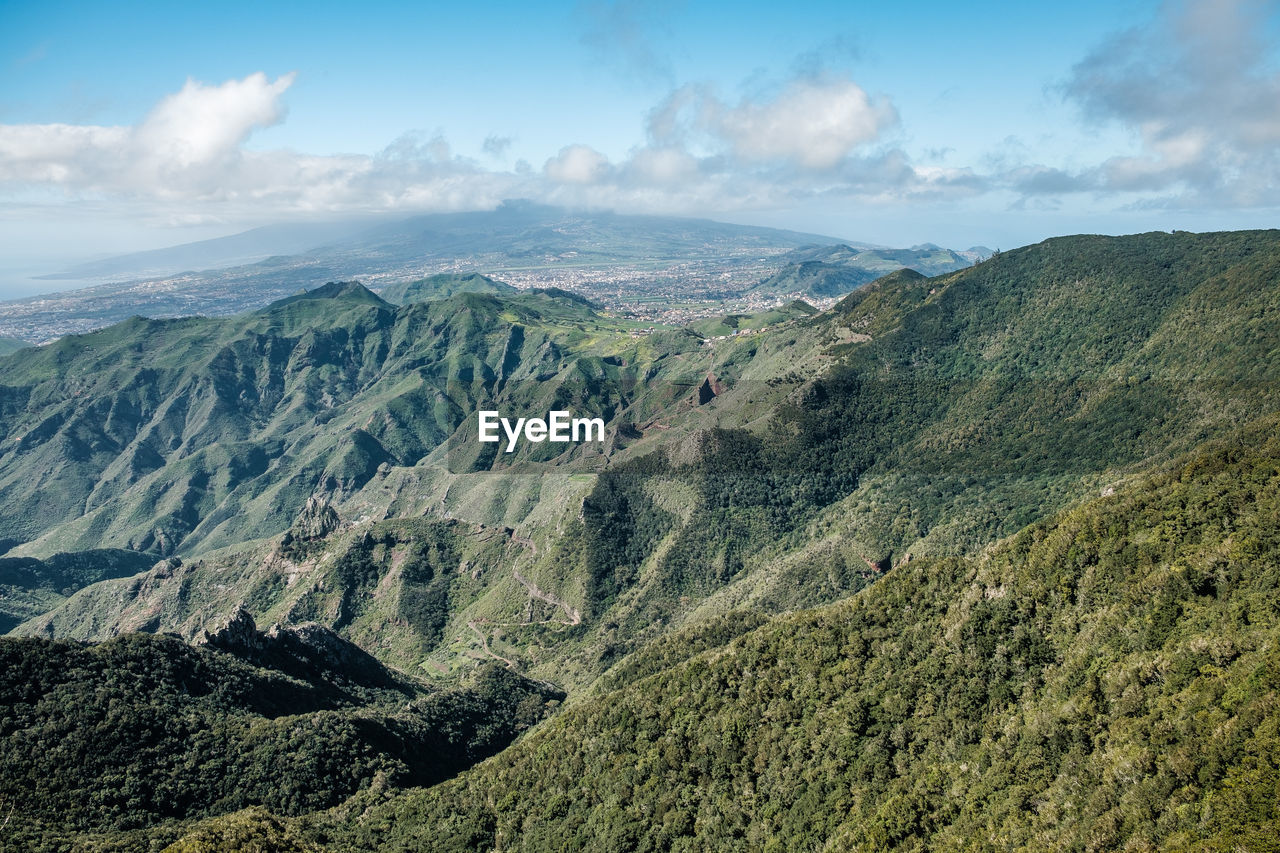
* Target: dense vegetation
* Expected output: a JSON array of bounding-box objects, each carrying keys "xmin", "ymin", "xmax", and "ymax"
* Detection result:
[
  {"xmin": 2, "ymin": 229, "xmax": 1278, "ymax": 849},
  {"xmin": 0, "ymin": 335, "xmax": 29, "ymax": 355},
  {"xmin": 568, "ymin": 231, "xmax": 1280, "ymax": 663},
  {"xmin": 0, "ymin": 626, "xmax": 560, "ymax": 849},
  {"xmin": 750, "ymin": 242, "xmax": 982, "ymax": 298},
  {"xmin": 312, "ymin": 417, "xmax": 1280, "ymax": 852},
  {"xmin": 377, "ymin": 272, "xmax": 515, "ymax": 306},
  {"xmin": 0, "ymin": 283, "xmax": 688, "ymax": 557},
  {"xmin": 0, "ymin": 547, "xmax": 154, "ymax": 631}
]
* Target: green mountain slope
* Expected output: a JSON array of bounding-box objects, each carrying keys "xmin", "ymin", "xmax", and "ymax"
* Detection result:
[
  {"xmin": 0, "ymin": 284, "xmax": 732, "ymax": 559},
  {"xmin": 687, "ymin": 300, "xmax": 817, "ymax": 338},
  {"xmin": 5, "ymin": 228, "xmax": 1280, "ymax": 851},
  {"xmin": 751, "ymin": 259, "xmax": 883, "ymax": 297},
  {"xmin": 378, "ymin": 273, "xmax": 516, "ymax": 305},
  {"xmin": 311, "ymin": 416, "xmax": 1280, "ymax": 852},
  {"xmin": 525, "ymin": 229, "xmax": 1280, "ymax": 677},
  {"xmin": 0, "ymin": 335, "xmax": 29, "ymax": 355},
  {"xmin": 0, "ymin": 548, "xmax": 154, "ymax": 632},
  {"xmin": 17, "ymin": 513, "xmax": 537, "ymax": 675},
  {"xmin": 12, "ymin": 230, "xmax": 1280, "ymax": 701},
  {"xmin": 750, "ymin": 243, "xmax": 981, "ymax": 298}
]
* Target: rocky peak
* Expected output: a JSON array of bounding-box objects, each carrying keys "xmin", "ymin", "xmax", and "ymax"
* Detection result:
[
  {"xmin": 200, "ymin": 605, "xmax": 265, "ymax": 652},
  {"xmin": 290, "ymin": 496, "xmax": 341, "ymax": 541}
]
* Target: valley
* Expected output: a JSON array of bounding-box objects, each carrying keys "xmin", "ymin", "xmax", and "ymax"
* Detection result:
[{"xmin": 0, "ymin": 227, "xmax": 1278, "ymax": 850}]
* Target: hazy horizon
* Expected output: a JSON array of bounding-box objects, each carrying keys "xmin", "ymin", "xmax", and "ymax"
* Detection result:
[{"xmin": 4, "ymin": 0, "xmax": 1280, "ymax": 294}]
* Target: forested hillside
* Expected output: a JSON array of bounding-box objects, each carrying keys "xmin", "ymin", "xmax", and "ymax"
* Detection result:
[
  {"xmin": 3, "ymin": 229, "xmax": 1279, "ymax": 850},
  {"xmin": 308, "ymin": 416, "xmax": 1280, "ymax": 852},
  {"xmin": 0, "ymin": 614, "xmax": 560, "ymax": 850},
  {"xmin": 0, "ymin": 283, "xmax": 720, "ymax": 558}
]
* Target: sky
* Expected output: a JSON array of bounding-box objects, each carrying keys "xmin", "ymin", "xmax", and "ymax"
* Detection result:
[{"xmin": 2, "ymin": 0, "xmax": 1279, "ymax": 292}]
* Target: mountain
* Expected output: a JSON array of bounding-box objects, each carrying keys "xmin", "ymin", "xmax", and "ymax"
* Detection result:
[
  {"xmin": 318, "ymin": 200, "xmax": 841, "ymax": 267},
  {"xmin": 18, "ymin": 513, "xmax": 548, "ymax": 675},
  {"xmin": 687, "ymin": 299, "xmax": 819, "ymax": 338},
  {"xmin": 9, "ymin": 230, "xmax": 1280, "ymax": 692},
  {"xmin": 38, "ymin": 219, "xmax": 375, "ymax": 282},
  {"xmin": 0, "ymin": 281, "xmax": 762, "ymax": 560},
  {"xmin": 303, "ymin": 415, "xmax": 1280, "ymax": 852},
  {"xmin": 0, "ymin": 335, "xmax": 29, "ymax": 354},
  {"xmin": 0, "ymin": 548, "xmax": 155, "ymax": 632},
  {"xmin": 750, "ymin": 260, "xmax": 883, "ymax": 297},
  {"xmin": 378, "ymin": 272, "xmax": 516, "ymax": 305},
  {"xmin": 749, "ymin": 242, "xmax": 985, "ymax": 298},
  {"xmin": 5, "ymin": 228, "xmax": 1280, "ymax": 848},
  {"xmin": 780, "ymin": 242, "xmax": 987, "ymax": 272},
  {"xmin": 0, "ymin": 281, "xmax": 691, "ymax": 555},
  {"xmin": 0, "ymin": 202, "xmax": 847, "ymax": 341},
  {"xmin": 0, "ymin": 613, "xmax": 561, "ymax": 847}
]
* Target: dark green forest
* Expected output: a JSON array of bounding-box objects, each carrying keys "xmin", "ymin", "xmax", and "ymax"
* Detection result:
[{"xmin": 309, "ymin": 417, "xmax": 1280, "ymax": 852}]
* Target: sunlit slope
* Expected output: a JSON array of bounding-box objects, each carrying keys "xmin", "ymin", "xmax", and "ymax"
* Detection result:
[
  {"xmin": 0, "ymin": 283, "xmax": 781, "ymax": 558},
  {"xmin": 13, "ymin": 230, "xmax": 1280, "ymax": 696},
  {"xmin": 558, "ymin": 230, "xmax": 1280, "ymax": 654},
  {"xmin": 315, "ymin": 415, "xmax": 1280, "ymax": 852},
  {"xmin": 377, "ymin": 272, "xmax": 516, "ymax": 305}
]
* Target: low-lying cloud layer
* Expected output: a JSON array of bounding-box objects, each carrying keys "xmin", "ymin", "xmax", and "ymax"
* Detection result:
[{"xmin": 0, "ymin": 67, "xmax": 971, "ymax": 223}]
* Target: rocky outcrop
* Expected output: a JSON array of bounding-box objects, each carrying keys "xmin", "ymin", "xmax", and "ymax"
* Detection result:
[
  {"xmin": 200, "ymin": 605, "xmax": 266, "ymax": 652},
  {"xmin": 291, "ymin": 496, "xmax": 342, "ymax": 541},
  {"xmin": 200, "ymin": 604, "xmax": 407, "ymax": 695}
]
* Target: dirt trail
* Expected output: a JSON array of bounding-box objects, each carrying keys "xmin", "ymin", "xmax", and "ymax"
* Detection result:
[
  {"xmin": 467, "ymin": 620, "xmax": 517, "ymax": 669},
  {"xmin": 513, "ymin": 569, "xmax": 581, "ymax": 625}
]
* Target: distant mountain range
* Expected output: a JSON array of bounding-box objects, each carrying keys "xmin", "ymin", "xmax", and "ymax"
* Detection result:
[
  {"xmin": 43, "ymin": 201, "xmax": 842, "ymax": 283},
  {"xmin": 36, "ymin": 219, "xmax": 378, "ymax": 282},
  {"xmin": 0, "ymin": 203, "xmax": 979, "ymax": 342},
  {"xmin": 749, "ymin": 243, "xmax": 993, "ymax": 298}
]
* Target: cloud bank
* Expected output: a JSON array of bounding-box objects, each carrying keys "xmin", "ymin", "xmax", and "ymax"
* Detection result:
[{"xmin": 0, "ymin": 69, "xmax": 961, "ymax": 224}]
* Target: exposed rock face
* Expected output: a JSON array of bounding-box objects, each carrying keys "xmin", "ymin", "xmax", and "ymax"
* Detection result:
[
  {"xmin": 201, "ymin": 605, "xmax": 265, "ymax": 652},
  {"xmin": 290, "ymin": 496, "xmax": 341, "ymax": 541},
  {"xmin": 150, "ymin": 557, "xmax": 182, "ymax": 579},
  {"xmin": 200, "ymin": 604, "xmax": 406, "ymax": 694},
  {"xmin": 267, "ymin": 622, "xmax": 394, "ymax": 683}
]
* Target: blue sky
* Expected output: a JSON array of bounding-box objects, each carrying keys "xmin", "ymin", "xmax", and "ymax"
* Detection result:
[{"xmin": 2, "ymin": 0, "xmax": 1279, "ymax": 288}]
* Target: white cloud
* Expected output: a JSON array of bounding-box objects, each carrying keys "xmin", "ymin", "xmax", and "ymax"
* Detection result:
[
  {"xmin": 624, "ymin": 145, "xmax": 700, "ymax": 184},
  {"xmin": 1035, "ymin": 0, "xmax": 1280, "ymax": 206},
  {"xmin": 0, "ymin": 73, "xmax": 295, "ymax": 195},
  {"xmin": 0, "ymin": 70, "xmax": 978, "ymax": 243},
  {"xmin": 711, "ymin": 77, "xmax": 897, "ymax": 169},
  {"xmin": 645, "ymin": 76, "xmax": 898, "ymax": 171},
  {"xmin": 543, "ymin": 144, "xmax": 612, "ymax": 184},
  {"xmin": 0, "ymin": 73, "xmax": 535, "ymax": 215},
  {"xmin": 0, "ymin": 71, "xmax": 296, "ymax": 199},
  {"xmin": 135, "ymin": 72, "xmax": 293, "ymax": 169}
]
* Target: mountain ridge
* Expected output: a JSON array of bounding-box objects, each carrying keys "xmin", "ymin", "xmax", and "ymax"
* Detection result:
[{"xmin": 4, "ymin": 227, "xmax": 1280, "ymax": 849}]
